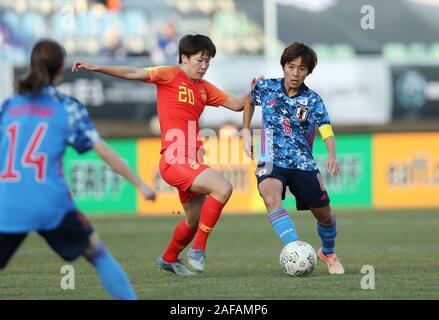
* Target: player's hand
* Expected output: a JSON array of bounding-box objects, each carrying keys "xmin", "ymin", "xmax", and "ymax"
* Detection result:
[
  {"xmin": 250, "ymin": 75, "xmax": 264, "ymax": 90},
  {"xmin": 325, "ymin": 156, "xmax": 340, "ymax": 176},
  {"xmin": 243, "ymin": 129, "xmax": 254, "ymax": 160},
  {"xmin": 72, "ymin": 61, "xmax": 97, "ymax": 72},
  {"xmin": 140, "ymin": 184, "xmax": 157, "ymax": 202}
]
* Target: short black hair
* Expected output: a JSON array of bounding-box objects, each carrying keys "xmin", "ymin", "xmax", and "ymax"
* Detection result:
[{"xmin": 178, "ymin": 34, "xmax": 216, "ymax": 63}]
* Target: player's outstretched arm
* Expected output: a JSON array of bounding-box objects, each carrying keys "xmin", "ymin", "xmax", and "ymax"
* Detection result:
[
  {"xmin": 242, "ymin": 99, "xmax": 255, "ymax": 159},
  {"xmin": 72, "ymin": 61, "xmax": 148, "ymax": 81},
  {"xmin": 223, "ymin": 76, "xmax": 262, "ymax": 112},
  {"xmin": 222, "ymin": 95, "xmax": 248, "ymax": 112},
  {"xmin": 93, "ymin": 140, "xmax": 156, "ymax": 201}
]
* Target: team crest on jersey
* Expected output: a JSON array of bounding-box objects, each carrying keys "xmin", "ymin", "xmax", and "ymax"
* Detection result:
[
  {"xmin": 295, "ymin": 106, "xmax": 309, "ymax": 121},
  {"xmin": 189, "ymin": 163, "xmax": 200, "ymax": 170}
]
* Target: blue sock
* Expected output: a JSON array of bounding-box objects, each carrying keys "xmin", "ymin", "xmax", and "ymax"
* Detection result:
[
  {"xmin": 317, "ymin": 216, "xmax": 337, "ymax": 255},
  {"xmin": 85, "ymin": 242, "xmax": 137, "ymax": 300},
  {"xmin": 268, "ymin": 208, "xmax": 298, "ymax": 245}
]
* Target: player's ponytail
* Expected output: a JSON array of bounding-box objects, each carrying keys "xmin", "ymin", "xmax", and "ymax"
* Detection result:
[
  {"xmin": 18, "ymin": 61, "xmax": 50, "ymax": 94},
  {"xmin": 18, "ymin": 39, "xmax": 66, "ymax": 94}
]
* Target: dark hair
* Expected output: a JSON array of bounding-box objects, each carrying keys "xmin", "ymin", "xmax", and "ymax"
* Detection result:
[
  {"xmin": 280, "ymin": 42, "xmax": 317, "ymax": 74},
  {"xmin": 178, "ymin": 34, "xmax": 216, "ymax": 63},
  {"xmin": 18, "ymin": 39, "xmax": 66, "ymax": 94}
]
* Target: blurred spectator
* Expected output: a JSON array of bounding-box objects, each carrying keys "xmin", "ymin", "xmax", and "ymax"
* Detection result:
[
  {"xmin": 151, "ymin": 21, "xmax": 179, "ymax": 65},
  {"xmin": 0, "ymin": 18, "xmax": 26, "ymax": 63},
  {"xmin": 0, "ymin": 20, "xmax": 18, "ymax": 48},
  {"xmin": 100, "ymin": 27, "xmax": 127, "ymax": 59},
  {"xmin": 92, "ymin": 0, "xmax": 121, "ymax": 11},
  {"xmin": 106, "ymin": 0, "xmax": 121, "ymax": 12},
  {"xmin": 1, "ymin": 12, "xmax": 25, "ymax": 45}
]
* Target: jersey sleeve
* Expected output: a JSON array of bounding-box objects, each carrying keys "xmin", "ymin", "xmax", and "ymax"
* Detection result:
[
  {"xmin": 314, "ymin": 96, "xmax": 331, "ymax": 127},
  {"xmin": 143, "ymin": 66, "xmax": 179, "ymax": 85},
  {"xmin": 251, "ymin": 80, "xmax": 263, "ymax": 106},
  {"xmin": 203, "ymin": 80, "xmax": 229, "ymax": 107},
  {"xmin": 66, "ymin": 98, "xmax": 101, "ymax": 154},
  {"xmin": 314, "ymin": 96, "xmax": 334, "ymax": 140}
]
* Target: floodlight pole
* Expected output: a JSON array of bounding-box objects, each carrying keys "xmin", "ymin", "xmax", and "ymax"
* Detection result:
[{"xmin": 264, "ymin": 0, "xmax": 278, "ymax": 59}]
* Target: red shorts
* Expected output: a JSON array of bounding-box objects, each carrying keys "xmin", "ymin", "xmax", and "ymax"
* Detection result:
[{"xmin": 159, "ymin": 154, "xmax": 209, "ymax": 203}]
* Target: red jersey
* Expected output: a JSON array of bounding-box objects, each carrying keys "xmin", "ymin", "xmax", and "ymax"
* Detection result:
[{"xmin": 144, "ymin": 66, "xmax": 229, "ymax": 154}]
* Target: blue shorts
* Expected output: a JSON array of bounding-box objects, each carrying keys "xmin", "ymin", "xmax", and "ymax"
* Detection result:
[
  {"xmin": 256, "ymin": 163, "xmax": 330, "ymax": 211},
  {"xmin": 0, "ymin": 211, "xmax": 94, "ymax": 268}
]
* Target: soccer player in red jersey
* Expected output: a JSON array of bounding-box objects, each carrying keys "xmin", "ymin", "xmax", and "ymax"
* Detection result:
[{"xmin": 73, "ymin": 34, "xmax": 254, "ymax": 275}]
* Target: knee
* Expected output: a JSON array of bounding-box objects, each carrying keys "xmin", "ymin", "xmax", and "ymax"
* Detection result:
[
  {"xmin": 213, "ymin": 181, "xmax": 233, "ymax": 203},
  {"xmin": 223, "ymin": 182, "xmax": 233, "ymax": 199},
  {"xmin": 83, "ymin": 232, "xmax": 100, "ymax": 258},
  {"xmin": 316, "ymin": 213, "xmax": 334, "ymax": 226},
  {"xmin": 262, "ymin": 194, "xmax": 282, "ymax": 212}
]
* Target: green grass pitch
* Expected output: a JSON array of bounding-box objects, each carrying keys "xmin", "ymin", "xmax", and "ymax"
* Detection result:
[{"xmin": 1, "ymin": 209, "xmax": 438, "ymax": 300}]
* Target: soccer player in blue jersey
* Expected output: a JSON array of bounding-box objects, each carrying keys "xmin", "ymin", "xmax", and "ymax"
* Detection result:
[
  {"xmin": 243, "ymin": 42, "xmax": 344, "ymax": 275},
  {"xmin": 0, "ymin": 39, "xmax": 157, "ymax": 299}
]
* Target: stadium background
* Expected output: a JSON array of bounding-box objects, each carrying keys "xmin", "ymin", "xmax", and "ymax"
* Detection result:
[{"xmin": 1, "ymin": 0, "xmax": 439, "ymax": 300}]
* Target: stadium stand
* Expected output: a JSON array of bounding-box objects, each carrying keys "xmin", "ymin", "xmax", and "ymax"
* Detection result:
[{"xmin": 2, "ymin": 0, "xmax": 439, "ymax": 136}]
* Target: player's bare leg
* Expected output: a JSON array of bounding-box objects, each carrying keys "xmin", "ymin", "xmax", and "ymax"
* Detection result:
[
  {"xmin": 258, "ymin": 178, "xmax": 283, "ymax": 211},
  {"xmin": 189, "ymin": 168, "xmax": 233, "ymax": 203},
  {"xmin": 182, "ymin": 195, "xmax": 206, "ymax": 229},
  {"xmin": 185, "ymin": 168, "xmax": 232, "ymax": 272},
  {"xmin": 258, "ymin": 178, "xmax": 298, "ymax": 244},
  {"xmin": 310, "ymin": 205, "xmax": 333, "ymax": 225},
  {"xmin": 310, "ymin": 205, "xmax": 344, "ymax": 275}
]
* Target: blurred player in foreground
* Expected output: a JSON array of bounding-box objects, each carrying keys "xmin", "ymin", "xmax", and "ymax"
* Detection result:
[
  {"xmin": 243, "ymin": 42, "xmax": 344, "ymax": 275},
  {"xmin": 0, "ymin": 39, "xmax": 156, "ymax": 299},
  {"xmin": 73, "ymin": 34, "xmax": 256, "ymax": 276}
]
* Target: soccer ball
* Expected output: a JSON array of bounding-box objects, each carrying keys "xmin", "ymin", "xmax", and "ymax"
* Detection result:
[{"xmin": 280, "ymin": 240, "xmax": 317, "ymax": 277}]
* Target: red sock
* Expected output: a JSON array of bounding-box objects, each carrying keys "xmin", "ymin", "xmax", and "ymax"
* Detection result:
[
  {"xmin": 163, "ymin": 220, "xmax": 196, "ymax": 262},
  {"xmin": 193, "ymin": 195, "xmax": 226, "ymax": 251}
]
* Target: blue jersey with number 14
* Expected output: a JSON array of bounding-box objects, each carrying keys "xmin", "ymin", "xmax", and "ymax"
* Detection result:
[{"xmin": 0, "ymin": 85, "xmax": 100, "ymax": 232}]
